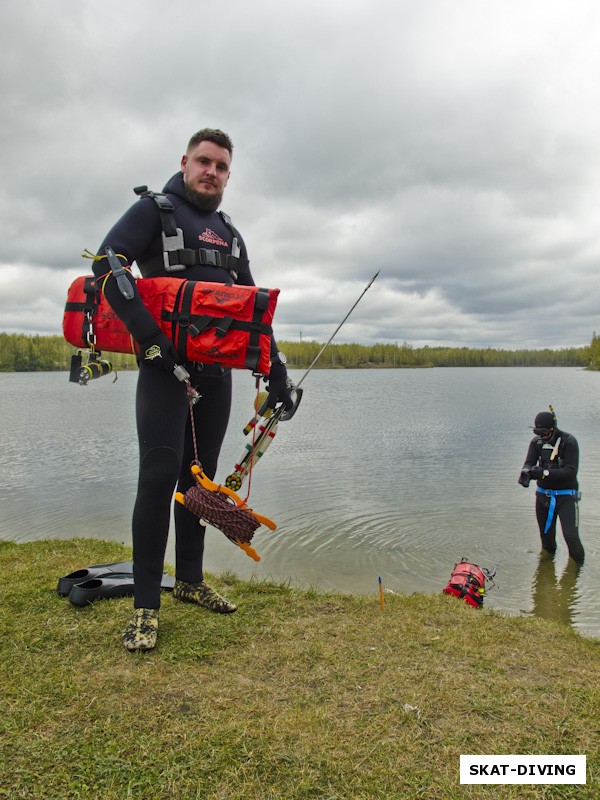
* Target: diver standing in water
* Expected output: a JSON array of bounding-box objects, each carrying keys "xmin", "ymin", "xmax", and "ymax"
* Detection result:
[{"xmin": 518, "ymin": 408, "xmax": 585, "ymax": 565}]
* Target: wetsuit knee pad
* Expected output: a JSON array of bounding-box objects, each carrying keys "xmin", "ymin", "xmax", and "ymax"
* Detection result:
[{"xmin": 138, "ymin": 446, "xmax": 181, "ymax": 496}]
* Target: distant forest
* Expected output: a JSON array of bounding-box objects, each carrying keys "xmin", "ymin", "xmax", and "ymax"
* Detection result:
[{"xmin": 2, "ymin": 331, "xmax": 600, "ymax": 371}]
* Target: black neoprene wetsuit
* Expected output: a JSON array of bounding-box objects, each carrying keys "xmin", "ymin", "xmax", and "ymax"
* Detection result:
[
  {"xmin": 520, "ymin": 428, "xmax": 584, "ymax": 564},
  {"xmin": 93, "ymin": 172, "xmax": 259, "ymax": 608}
]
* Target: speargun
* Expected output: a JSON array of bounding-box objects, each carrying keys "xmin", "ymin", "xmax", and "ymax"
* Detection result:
[{"xmin": 224, "ymin": 270, "xmax": 380, "ymax": 491}]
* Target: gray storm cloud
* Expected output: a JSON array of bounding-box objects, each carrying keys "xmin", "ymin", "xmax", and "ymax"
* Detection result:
[{"xmin": 1, "ymin": 0, "xmax": 600, "ymax": 347}]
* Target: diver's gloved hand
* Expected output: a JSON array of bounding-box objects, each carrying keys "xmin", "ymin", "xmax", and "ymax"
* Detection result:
[
  {"xmin": 518, "ymin": 469, "xmax": 531, "ymax": 487},
  {"xmin": 529, "ymin": 466, "xmax": 546, "ymax": 480},
  {"xmin": 137, "ymin": 331, "xmax": 180, "ymax": 375},
  {"xmin": 265, "ymin": 359, "xmax": 293, "ymax": 411}
]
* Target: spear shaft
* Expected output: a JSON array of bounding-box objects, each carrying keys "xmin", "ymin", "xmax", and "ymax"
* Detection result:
[{"xmin": 295, "ymin": 269, "xmax": 380, "ymax": 388}]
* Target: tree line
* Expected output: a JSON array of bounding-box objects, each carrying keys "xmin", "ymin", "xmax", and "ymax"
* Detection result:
[
  {"xmin": 0, "ymin": 331, "xmax": 596, "ymax": 372},
  {"xmin": 0, "ymin": 333, "xmax": 138, "ymax": 372},
  {"xmin": 281, "ymin": 340, "xmax": 591, "ymax": 369}
]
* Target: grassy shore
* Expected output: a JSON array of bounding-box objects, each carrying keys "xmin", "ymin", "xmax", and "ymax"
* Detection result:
[{"xmin": 0, "ymin": 538, "xmax": 598, "ymax": 799}]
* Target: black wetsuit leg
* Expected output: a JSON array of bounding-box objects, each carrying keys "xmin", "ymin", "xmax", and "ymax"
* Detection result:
[
  {"xmin": 556, "ymin": 495, "xmax": 585, "ymax": 564},
  {"xmin": 132, "ymin": 363, "xmax": 232, "ymax": 609},
  {"xmin": 535, "ymin": 493, "xmax": 584, "ymax": 564}
]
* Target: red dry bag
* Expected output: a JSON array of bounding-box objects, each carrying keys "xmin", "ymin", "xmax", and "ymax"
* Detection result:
[
  {"xmin": 63, "ymin": 275, "xmax": 279, "ymax": 375},
  {"xmin": 443, "ymin": 558, "xmax": 487, "ymax": 607}
]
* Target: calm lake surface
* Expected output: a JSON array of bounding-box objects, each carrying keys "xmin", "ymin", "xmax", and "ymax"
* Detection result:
[{"xmin": 2, "ymin": 367, "xmax": 600, "ymax": 638}]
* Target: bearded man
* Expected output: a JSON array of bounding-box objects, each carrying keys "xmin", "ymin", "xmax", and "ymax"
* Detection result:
[{"xmin": 93, "ymin": 129, "xmax": 292, "ymax": 650}]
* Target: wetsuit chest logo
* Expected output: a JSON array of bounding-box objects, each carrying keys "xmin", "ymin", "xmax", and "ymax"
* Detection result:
[{"xmin": 198, "ymin": 228, "xmax": 228, "ymax": 247}]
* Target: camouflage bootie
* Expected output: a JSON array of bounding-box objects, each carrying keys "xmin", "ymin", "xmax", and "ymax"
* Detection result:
[
  {"xmin": 122, "ymin": 608, "xmax": 159, "ymax": 651},
  {"xmin": 173, "ymin": 580, "xmax": 237, "ymax": 613}
]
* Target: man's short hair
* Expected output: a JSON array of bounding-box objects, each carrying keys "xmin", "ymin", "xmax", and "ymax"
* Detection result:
[{"xmin": 186, "ymin": 128, "xmax": 233, "ymax": 155}]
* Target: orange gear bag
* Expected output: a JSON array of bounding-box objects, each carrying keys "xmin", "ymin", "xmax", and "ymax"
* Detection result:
[
  {"xmin": 442, "ymin": 559, "xmax": 487, "ymax": 607},
  {"xmin": 63, "ymin": 275, "xmax": 279, "ymax": 375}
]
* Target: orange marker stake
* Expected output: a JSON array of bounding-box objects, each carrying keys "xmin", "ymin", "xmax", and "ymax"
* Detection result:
[{"xmin": 378, "ymin": 576, "xmax": 385, "ymax": 610}]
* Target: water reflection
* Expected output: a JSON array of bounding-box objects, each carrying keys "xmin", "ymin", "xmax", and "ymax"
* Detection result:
[{"xmin": 531, "ymin": 552, "xmax": 582, "ymax": 628}]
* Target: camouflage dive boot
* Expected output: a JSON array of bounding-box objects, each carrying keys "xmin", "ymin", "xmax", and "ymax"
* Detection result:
[
  {"xmin": 173, "ymin": 580, "xmax": 237, "ymax": 613},
  {"xmin": 122, "ymin": 608, "xmax": 159, "ymax": 651}
]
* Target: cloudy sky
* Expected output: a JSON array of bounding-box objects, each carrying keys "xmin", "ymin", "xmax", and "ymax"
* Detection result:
[{"xmin": 2, "ymin": 0, "xmax": 600, "ymax": 349}]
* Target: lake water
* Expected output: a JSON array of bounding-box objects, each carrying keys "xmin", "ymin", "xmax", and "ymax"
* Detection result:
[{"xmin": 2, "ymin": 367, "xmax": 600, "ymax": 639}]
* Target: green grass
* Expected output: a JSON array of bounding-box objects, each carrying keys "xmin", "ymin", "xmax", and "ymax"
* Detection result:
[{"xmin": 0, "ymin": 538, "xmax": 598, "ymax": 799}]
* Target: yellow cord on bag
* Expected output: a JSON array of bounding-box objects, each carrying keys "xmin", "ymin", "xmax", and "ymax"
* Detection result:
[
  {"xmin": 81, "ymin": 250, "xmax": 133, "ymax": 296},
  {"xmin": 82, "ymin": 249, "xmax": 132, "ymax": 293},
  {"xmin": 81, "ymin": 248, "xmax": 128, "ymax": 263},
  {"xmin": 99, "ymin": 270, "xmax": 132, "ymax": 295}
]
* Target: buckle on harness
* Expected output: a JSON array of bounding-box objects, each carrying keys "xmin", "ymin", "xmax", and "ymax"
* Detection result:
[
  {"xmin": 199, "ymin": 250, "xmax": 221, "ymax": 267},
  {"xmin": 162, "ymin": 229, "xmax": 187, "ymax": 272}
]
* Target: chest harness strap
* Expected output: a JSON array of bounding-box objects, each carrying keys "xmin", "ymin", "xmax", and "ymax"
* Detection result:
[
  {"xmin": 536, "ymin": 487, "xmax": 580, "ymax": 534},
  {"xmin": 133, "ymin": 185, "xmax": 249, "ymax": 280}
]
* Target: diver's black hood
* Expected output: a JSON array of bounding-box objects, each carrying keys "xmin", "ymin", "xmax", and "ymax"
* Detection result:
[
  {"xmin": 162, "ymin": 171, "xmax": 187, "ymax": 201},
  {"xmin": 534, "ymin": 411, "xmax": 556, "ymax": 430}
]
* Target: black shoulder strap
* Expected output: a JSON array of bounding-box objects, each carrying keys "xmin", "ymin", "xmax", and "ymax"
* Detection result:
[
  {"xmin": 133, "ymin": 185, "xmax": 178, "ymax": 238},
  {"xmin": 217, "ymin": 210, "xmax": 248, "ymax": 274},
  {"xmin": 218, "ymin": 210, "xmax": 238, "ymax": 236},
  {"xmin": 219, "ymin": 210, "xmax": 232, "ymax": 227}
]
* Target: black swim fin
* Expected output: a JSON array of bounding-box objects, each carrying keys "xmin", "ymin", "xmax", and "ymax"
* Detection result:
[
  {"xmin": 57, "ymin": 560, "xmax": 134, "ymax": 596},
  {"xmin": 68, "ymin": 573, "xmax": 176, "ymax": 607}
]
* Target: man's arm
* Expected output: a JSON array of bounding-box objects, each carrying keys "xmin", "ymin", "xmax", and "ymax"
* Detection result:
[
  {"xmin": 518, "ymin": 439, "xmax": 540, "ymax": 486},
  {"xmin": 92, "ymin": 198, "xmax": 162, "ymax": 341},
  {"xmin": 92, "ymin": 198, "xmax": 181, "ymax": 374}
]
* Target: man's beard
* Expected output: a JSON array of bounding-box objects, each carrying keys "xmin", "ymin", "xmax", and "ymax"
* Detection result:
[{"xmin": 184, "ymin": 184, "xmax": 223, "ymax": 212}]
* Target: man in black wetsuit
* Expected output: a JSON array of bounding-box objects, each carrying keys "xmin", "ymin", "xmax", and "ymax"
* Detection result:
[
  {"xmin": 93, "ymin": 129, "xmax": 292, "ymax": 651},
  {"xmin": 518, "ymin": 409, "xmax": 584, "ymax": 565}
]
